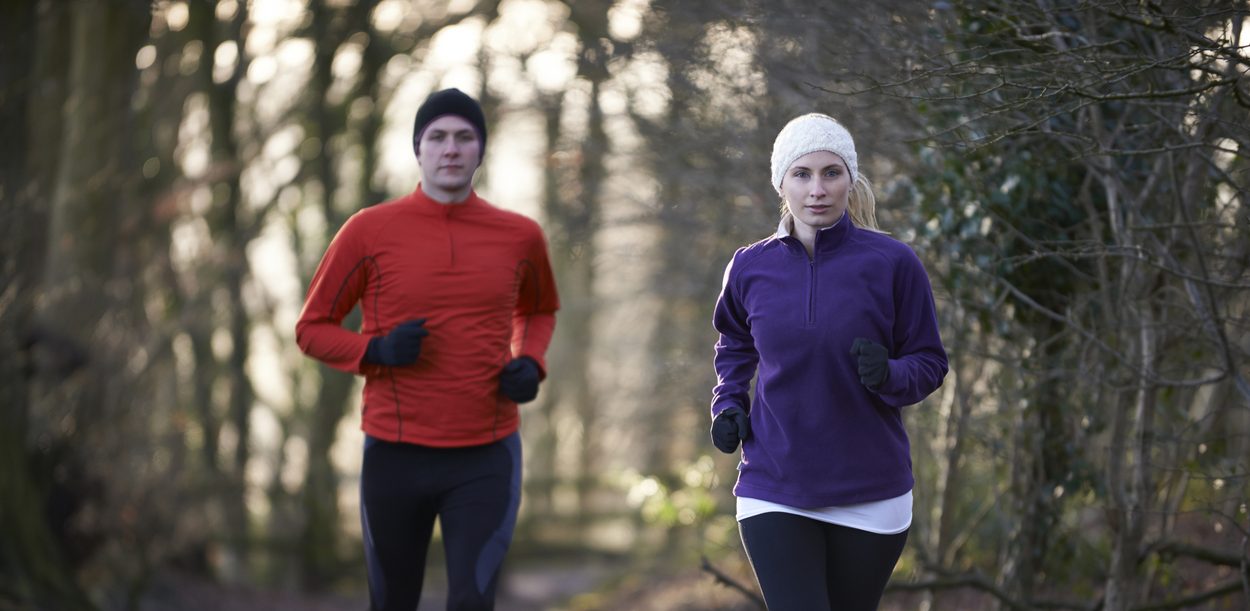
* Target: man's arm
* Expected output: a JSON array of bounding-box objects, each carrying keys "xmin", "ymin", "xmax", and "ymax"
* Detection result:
[
  {"xmin": 295, "ymin": 215, "xmax": 375, "ymax": 374},
  {"xmin": 509, "ymin": 227, "xmax": 560, "ymax": 377}
]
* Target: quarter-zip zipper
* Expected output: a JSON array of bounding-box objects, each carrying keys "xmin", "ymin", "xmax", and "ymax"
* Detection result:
[
  {"xmin": 443, "ymin": 206, "xmax": 455, "ymax": 267},
  {"xmin": 806, "ymin": 255, "xmax": 817, "ymax": 327}
]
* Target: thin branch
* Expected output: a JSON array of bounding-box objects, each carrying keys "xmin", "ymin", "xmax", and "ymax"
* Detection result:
[
  {"xmin": 1002, "ymin": 244, "xmax": 1250, "ymax": 290},
  {"xmin": 889, "ymin": 568, "xmax": 1096, "ymax": 610},
  {"xmin": 958, "ymin": 262, "xmax": 1232, "ymax": 390},
  {"xmin": 699, "ymin": 555, "xmax": 765, "ymax": 609},
  {"xmin": 886, "ymin": 573, "xmax": 1050, "ymax": 610},
  {"xmin": 1167, "ymin": 92, "xmax": 1250, "ymax": 408},
  {"xmin": 1068, "ymin": 78, "xmax": 1240, "ymax": 102},
  {"xmin": 905, "ymin": 561, "xmax": 1249, "ymax": 611},
  {"xmin": 1144, "ymin": 539, "xmax": 1246, "ymax": 568},
  {"xmin": 1130, "ymin": 578, "xmax": 1246, "ymax": 611},
  {"xmin": 1103, "ymin": 6, "xmax": 1250, "ymax": 72}
]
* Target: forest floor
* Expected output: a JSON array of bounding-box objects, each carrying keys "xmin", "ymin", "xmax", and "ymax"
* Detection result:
[
  {"xmin": 138, "ymin": 557, "xmax": 622, "ymax": 611},
  {"xmin": 134, "ymin": 563, "xmax": 1249, "ymax": 611},
  {"xmin": 134, "ymin": 554, "xmax": 763, "ymax": 610},
  {"xmin": 136, "ymin": 554, "xmax": 946, "ymax": 611},
  {"xmin": 135, "ymin": 512, "xmax": 1247, "ymax": 610}
]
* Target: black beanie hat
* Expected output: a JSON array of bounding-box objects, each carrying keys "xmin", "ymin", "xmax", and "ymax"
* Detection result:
[{"xmin": 412, "ymin": 88, "xmax": 487, "ymax": 162}]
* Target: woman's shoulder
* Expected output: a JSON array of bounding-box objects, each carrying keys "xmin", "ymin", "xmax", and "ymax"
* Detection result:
[
  {"xmin": 717, "ymin": 235, "xmax": 786, "ymax": 289},
  {"xmin": 853, "ymin": 227, "xmax": 923, "ymax": 261},
  {"xmin": 852, "ymin": 228, "xmax": 935, "ymax": 285},
  {"xmin": 732, "ymin": 234, "xmax": 787, "ymax": 265}
]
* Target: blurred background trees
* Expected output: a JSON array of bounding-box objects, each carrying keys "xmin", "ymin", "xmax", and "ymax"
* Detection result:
[{"xmin": 1, "ymin": 0, "xmax": 1246, "ymax": 609}]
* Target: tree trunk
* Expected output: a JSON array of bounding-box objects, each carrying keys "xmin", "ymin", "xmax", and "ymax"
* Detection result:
[
  {"xmin": 12, "ymin": 0, "xmax": 150, "ymax": 607},
  {"xmin": 185, "ymin": 0, "xmax": 256, "ymax": 580},
  {"xmin": 999, "ymin": 316, "xmax": 1070, "ymax": 608},
  {"xmin": 925, "ymin": 305, "xmax": 978, "ymax": 609},
  {"xmin": 526, "ymin": 92, "xmax": 567, "ymax": 522},
  {"xmin": 0, "ymin": 2, "xmax": 94, "ymax": 606},
  {"xmin": 296, "ymin": 0, "xmax": 382, "ymax": 585},
  {"xmin": 545, "ymin": 0, "xmax": 611, "ymax": 534}
]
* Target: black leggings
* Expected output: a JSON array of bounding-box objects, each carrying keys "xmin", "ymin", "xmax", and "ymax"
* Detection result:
[
  {"xmin": 739, "ymin": 512, "xmax": 908, "ymax": 611},
  {"xmin": 360, "ymin": 433, "xmax": 521, "ymax": 611}
]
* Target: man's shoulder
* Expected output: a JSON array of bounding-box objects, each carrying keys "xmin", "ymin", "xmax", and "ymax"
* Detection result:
[
  {"xmin": 350, "ymin": 197, "xmax": 409, "ymax": 224},
  {"xmin": 475, "ymin": 197, "xmax": 545, "ymax": 234}
]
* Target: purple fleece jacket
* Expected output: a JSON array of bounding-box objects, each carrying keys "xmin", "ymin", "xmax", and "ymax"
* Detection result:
[{"xmin": 711, "ymin": 214, "xmax": 948, "ymax": 508}]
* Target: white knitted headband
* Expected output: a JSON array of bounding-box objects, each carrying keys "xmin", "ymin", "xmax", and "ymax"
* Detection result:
[{"xmin": 770, "ymin": 113, "xmax": 858, "ymax": 195}]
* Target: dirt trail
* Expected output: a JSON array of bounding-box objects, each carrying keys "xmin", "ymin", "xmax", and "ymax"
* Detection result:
[{"xmin": 138, "ymin": 559, "xmax": 621, "ymax": 611}]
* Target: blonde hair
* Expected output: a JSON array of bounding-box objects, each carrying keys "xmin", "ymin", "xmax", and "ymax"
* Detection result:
[{"xmin": 780, "ymin": 172, "xmax": 885, "ymax": 234}]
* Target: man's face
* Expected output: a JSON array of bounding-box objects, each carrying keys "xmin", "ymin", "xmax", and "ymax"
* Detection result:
[{"xmin": 416, "ymin": 115, "xmax": 481, "ymax": 197}]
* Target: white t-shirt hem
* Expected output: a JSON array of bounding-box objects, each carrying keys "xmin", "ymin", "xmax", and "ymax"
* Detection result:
[{"xmin": 736, "ymin": 490, "xmax": 913, "ymax": 535}]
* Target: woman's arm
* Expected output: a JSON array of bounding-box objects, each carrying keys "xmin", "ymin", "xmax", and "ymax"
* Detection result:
[
  {"xmin": 711, "ymin": 251, "xmax": 759, "ymax": 416},
  {"xmin": 873, "ymin": 250, "xmax": 949, "ymax": 406}
]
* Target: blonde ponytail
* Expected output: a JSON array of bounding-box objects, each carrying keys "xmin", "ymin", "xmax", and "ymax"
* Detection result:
[{"xmin": 847, "ymin": 173, "xmax": 884, "ymax": 233}]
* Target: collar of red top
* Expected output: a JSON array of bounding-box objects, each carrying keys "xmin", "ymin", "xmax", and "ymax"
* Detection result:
[{"xmin": 410, "ymin": 184, "xmax": 487, "ymax": 214}]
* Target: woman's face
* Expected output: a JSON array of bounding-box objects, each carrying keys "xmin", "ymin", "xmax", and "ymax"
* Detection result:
[{"xmin": 782, "ymin": 150, "xmax": 851, "ymax": 233}]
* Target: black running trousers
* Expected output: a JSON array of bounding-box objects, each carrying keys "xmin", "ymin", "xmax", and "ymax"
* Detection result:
[
  {"xmin": 739, "ymin": 511, "xmax": 908, "ymax": 611},
  {"xmin": 360, "ymin": 432, "xmax": 521, "ymax": 611}
]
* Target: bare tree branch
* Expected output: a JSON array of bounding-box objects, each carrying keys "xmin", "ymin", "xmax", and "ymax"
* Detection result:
[
  {"xmin": 1130, "ymin": 578, "xmax": 1246, "ymax": 611},
  {"xmin": 699, "ymin": 555, "xmax": 766, "ymax": 609},
  {"xmin": 1144, "ymin": 539, "xmax": 1247, "ymax": 568}
]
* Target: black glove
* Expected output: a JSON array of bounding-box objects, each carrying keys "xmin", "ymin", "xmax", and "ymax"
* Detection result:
[
  {"xmin": 499, "ymin": 356, "xmax": 541, "ymax": 403},
  {"xmin": 364, "ymin": 319, "xmax": 428, "ymax": 366},
  {"xmin": 850, "ymin": 337, "xmax": 890, "ymax": 389},
  {"xmin": 711, "ymin": 406, "xmax": 751, "ymax": 454}
]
